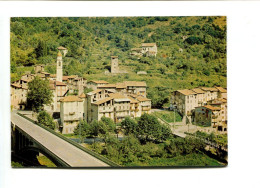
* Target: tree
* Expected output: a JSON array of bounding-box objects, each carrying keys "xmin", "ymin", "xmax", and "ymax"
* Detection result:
[
  {"xmin": 120, "ymin": 117, "xmax": 138, "ymax": 136},
  {"xmin": 137, "ymin": 113, "xmax": 172, "ymax": 143},
  {"xmin": 100, "ymin": 117, "xmax": 116, "ymax": 133},
  {"xmin": 27, "ymin": 76, "xmax": 53, "ymax": 112},
  {"xmin": 74, "ymin": 120, "xmax": 91, "ymax": 142},
  {"xmin": 37, "ymin": 111, "xmax": 55, "ymax": 130}
]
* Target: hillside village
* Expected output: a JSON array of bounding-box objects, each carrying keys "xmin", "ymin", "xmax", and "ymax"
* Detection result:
[{"xmin": 11, "ymin": 44, "xmax": 227, "ymax": 135}]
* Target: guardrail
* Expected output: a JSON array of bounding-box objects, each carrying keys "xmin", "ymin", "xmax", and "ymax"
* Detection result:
[{"xmin": 17, "ymin": 112, "xmax": 120, "ymax": 167}]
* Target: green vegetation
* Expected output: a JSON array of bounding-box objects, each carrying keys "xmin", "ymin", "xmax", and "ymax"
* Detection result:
[
  {"xmin": 153, "ymin": 110, "xmax": 182, "ymax": 123},
  {"xmin": 37, "ymin": 155, "xmax": 56, "ymax": 167},
  {"xmin": 11, "ymin": 161, "xmax": 23, "ymax": 167},
  {"xmin": 195, "ymin": 131, "xmax": 227, "ymax": 146},
  {"xmin": 11, "ymin": 16, "xmax": 226, "ymax": 108},
  {"xmin": 70, "ymin": 113, "xmax": 222, "ymax": 166},
  {"xmin": 27, "ymin": 76, "xmax": 53, "ymax": 112},
  {"xmin": 37, "ymin": 111, "xmax": 56, "ymax": 130}
]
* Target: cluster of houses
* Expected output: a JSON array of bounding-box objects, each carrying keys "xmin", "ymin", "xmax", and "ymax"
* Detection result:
[
  {"xmin": 11, "ymin": 47, "xmax": 151, "ymax": 134},
  {"xmin": 170, "ymin": 87, "xmax": 227, "ymax": 133}
]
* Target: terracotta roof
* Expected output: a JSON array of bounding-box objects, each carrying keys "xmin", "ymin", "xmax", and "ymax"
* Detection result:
[
  {"xmin": 79, "ymin": 93, "xmax": 86, "ymax": 98},
  {"xmin": 136, "ymin": 96, "xmax": 151, "ymax": 102},
  {"xmin": 127, "ymin": 96, "xmax": 139, "ymax": 104},
  {"xmin": 111, "ymin": 56, "xmax": 118, "ymax": 58},
  {"xmin": 200, "ymin": 87, "xmax": 218, "ymax": 92},
  {"xmin": 50, "ymin": 74, "xmax": 56, "ymax": 78},
  {"xmin": 88, "ymin": 89, "xmax": 102, "ymax": 95},
  {"xmin": 93, "ymin": 97, "xmax": 113, "ymax": 105},
  {"xmin": 62, "ymin": 76, "xmax": 69, "ymax": 80},
  {"xmin": 89, "ymin": 80, "xmax": 109, "ymax": 84},
  {"xmin": 215, "ymin": 86, "xmax": 227, "ymax": 93},
  {"xmin": 109, "ymin": 93, "xmax": 127, "ymax": 99},
  {"xmin": 116, "ymin": 83, "xmax": 126, "ymax": 89},
  {"xmin": 11, "ymin": 83, "xmax": 21, "ymax": 88},
  {"xmin": 142, "ymin": 43, "xmax": 156, "ymax": 47},
  {"xmin": 57, "ymin": 46, "xmax": 67, "ymax": 50},
  {"xmin": 67, "ymin": 75, "xmax": 78, "ymax": 79},
  {"xmin": 203, "ymin": 105, "xmax": 221, "ymax": 111},
  {"xmin": 20, "ymin": 78, "xmax": 30, "ymax": 82},
  {"xmin": 60, "ymin": 96, "xmax": 83, "ymax": 102},
  {"xmin": 192, "ymin": 88, "xmax": 205, "ymax": 94},
  {"xmin": 124, "ymin": 81, "xmax": 146, "ymax": 87},
  {"xmin": 210, "ymin": 98, "xmax": 227, "ymax": 104},
  {"xmin": 55, "ymin": 81, "xmax": 67, "ymax": 86},
  {"xmin": 98, "ymin": 84, "xmax": 117, "ymax": 88},
  {"xmin": 177, "ymin": 89, "xmax": 196, "ymax": 96}
]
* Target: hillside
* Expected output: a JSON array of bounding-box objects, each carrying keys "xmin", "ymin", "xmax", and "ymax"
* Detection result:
[{"xmin": 10, "ymin": 16, "xmax": 227, "ymax": 108}]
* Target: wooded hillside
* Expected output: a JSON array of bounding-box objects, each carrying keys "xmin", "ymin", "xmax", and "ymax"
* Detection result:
[{"xmin": 10, "ymin": 16, "xmax": 226, "ymax": 108}]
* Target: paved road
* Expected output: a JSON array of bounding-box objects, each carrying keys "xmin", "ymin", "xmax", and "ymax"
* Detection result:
[{"xmin": 11, "ymin": 112, "xmax": 109, "ymax": 167}]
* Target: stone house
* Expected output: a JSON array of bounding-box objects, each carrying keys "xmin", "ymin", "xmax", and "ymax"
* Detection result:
[
  {"xmin": 91, "ymin": 93, "xmax": 131, "ymax": 123},
  {"xmin": 194, "ymin": 105, "xmax": 221, "ymax": 129},
  {"xmin": 215, "ymin": 87, "xmax": 227, "ymax": 99},
  {"xmin": 86, "ymin": 80, "xmax": 109, "ymax": 91},
  {"xmin": 141, "ymin": 43, "xmax": 157, "ymax": 57},
  {"xmin": 60, "ymin": 96, "xmax": 84, "ymax": 134},
  {"xmin": 11, "ymin": 83, "xmax": 27, "ymax": 110},
  {"xmin": 34, "ymin": 64, "xmax": 45, "ymax": 73}
]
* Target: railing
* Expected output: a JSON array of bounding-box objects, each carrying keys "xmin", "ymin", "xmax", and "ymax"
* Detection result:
[{"xmin": 17, "ymin": 112, "xmax": 120, "ymax": 167}]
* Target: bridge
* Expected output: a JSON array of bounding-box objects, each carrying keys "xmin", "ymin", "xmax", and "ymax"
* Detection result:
[{"xmin": 11, "ymin": 111, "xmax": 112, "ymax": 167}]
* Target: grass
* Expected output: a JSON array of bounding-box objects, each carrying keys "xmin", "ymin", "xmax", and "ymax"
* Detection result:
[
  {"xmin": 37, "ymin": 155, "xmax": 56, "ymax": 167},
  {"xmin": 153, "ymin": 110, "xmax": 182, "ymax": 123}
]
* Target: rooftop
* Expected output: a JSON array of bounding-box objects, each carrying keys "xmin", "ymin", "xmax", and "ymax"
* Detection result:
[
  {"xmin": 215, "ymin": 86, "xmax": 227, "ymax": 93},
  {"xmin": 89, "ymin": 80, "xmax": 109, "ymax": 84},
  {"xmin": 177, "ymin": 89, "xmax": 196, "ymax": 96},
  {"xmin": 60, "ymin": 95, "xmax": 83, "ymax": 102},
  {"xmin": 136, "ymin": 96, "xmax": 151, "ymax": 102},
  {"xmin": 124, "ymin": 81, "xmax": 146, "ymax": 87},
  {"xmin": 203, "ymin": 105, "xmax": 221, "ymax": 111},
  {"xmin": 192, "ymin": 88, "xmax": 205, "ymax": 94},
  {"xmin": 142, "ymin": 43, "xmax": 157, "ymax": 47},
  {"xmin": 93, "ymin": 97, "xmax": 113, "ymax": 105},
  {"xmin": 57, "ymin": 46, "xmax": 67, "ymax": 50},
  {"xmin": 200, "ymin": 87, "xmax": 218, "ymax": 92}
]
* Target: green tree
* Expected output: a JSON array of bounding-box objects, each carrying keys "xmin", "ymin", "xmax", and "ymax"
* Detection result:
[
  {"xmin": 137, "ymin": 113, "xmax": 172, "ymax": 143},
  {"xmin": 37, "ymin": 111, "xmax": 55, "ymax": 130},
  {"xmin": 74, "ymin": 120, "xmax": 91, "ymax": 142},
  {"xmin": 27, "ymin": 76, "xmax": 53, "ymax": 112},
  {"xmin": 120, "ymin": 116, "xmax": 138, "ymax": 136}
]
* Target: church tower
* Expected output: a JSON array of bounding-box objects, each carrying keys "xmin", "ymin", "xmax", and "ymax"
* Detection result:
[
  {"xmin": 111, "ymin": 56, "xmax": 119, "ymax": 74},
  {"xmin": 56, "ymin": 51, "xmax": 63, "ymax": 82}
]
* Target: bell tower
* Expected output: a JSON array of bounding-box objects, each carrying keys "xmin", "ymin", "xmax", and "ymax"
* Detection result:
[{"xmin": 56, "ymin": 51, "xmax": 63, "ymax": 82}]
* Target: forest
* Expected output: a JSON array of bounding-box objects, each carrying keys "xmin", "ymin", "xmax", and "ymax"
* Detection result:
[{"xmin": 10, "ymin": 16, "xmax": 227, "ymax": 108}]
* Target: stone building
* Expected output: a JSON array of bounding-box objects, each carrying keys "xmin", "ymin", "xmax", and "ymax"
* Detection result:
[
  {"xmin": 97, "ymin": 81, "xmax": 147, "ymax": 97},
  {"xmin": 34, "ymin": 64, "xmax": 44, "ymax": 73},
  {"xmin": 91, "ymin": 93, "xmax": 131, "ymax": 123},
  {"xmin": 141, "ymin": 43, "xmax": 157, "ymax": 57},
  {"xmin": 11, "ymin": 83, "xmax": 28, "ymax": 110},
  {"xmin": 86, "ymin": 80, "xmax": 109, "ymax": 91},
  {"xmin": 194, "ymin": 98, "xmax": 227, "ymax": 133},
  {"xmin": 60, "ymin": 96, "xmax": 84, "ymax": 134},
  {"xmin": 170, "ymin": 86, "xmax": 226, "ymax": 124}
]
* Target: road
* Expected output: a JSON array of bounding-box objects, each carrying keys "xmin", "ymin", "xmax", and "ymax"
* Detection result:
[{"xmin": 11, "ymin": 111, "xmax": 109, "ymax": 167}]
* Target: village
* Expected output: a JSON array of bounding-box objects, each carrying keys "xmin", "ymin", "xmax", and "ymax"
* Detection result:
[{"xmin": 11, "ymin": 44, "xmax": 227, "ymax": 137}]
